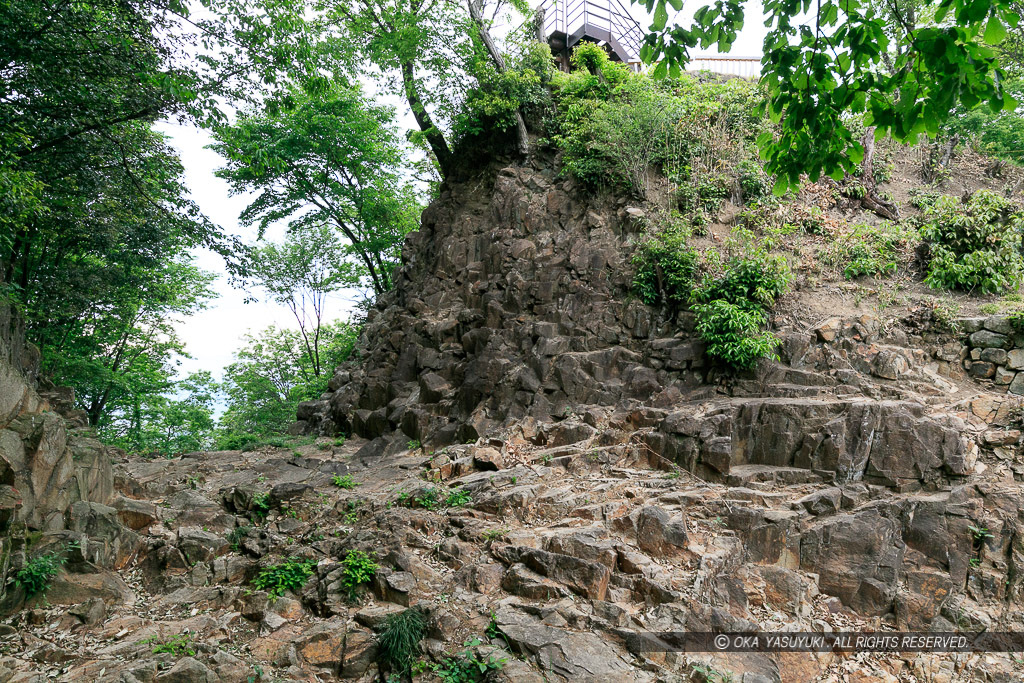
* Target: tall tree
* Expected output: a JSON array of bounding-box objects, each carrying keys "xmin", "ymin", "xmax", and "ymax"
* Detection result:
[
  {"xmin": 211, "ymin": 83, "xmax": 421, "ymax": 296},
  {"xmin": 248, "ymin": 223, "xmax": 361, "ymax": 378},
  {"xmin": 216, "ymin": 321, "xmax": 359, "ymax": 447}
]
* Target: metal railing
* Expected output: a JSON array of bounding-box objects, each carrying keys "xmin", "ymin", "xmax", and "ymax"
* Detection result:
[{"xmin": 538, "ymin": 0, "xmax": 644, "ymax": 62}]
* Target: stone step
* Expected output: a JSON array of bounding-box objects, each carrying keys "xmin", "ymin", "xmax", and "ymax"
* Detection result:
[{"xmin": 724, "ymin": 464, "xmax": 824, "ymax": 487}]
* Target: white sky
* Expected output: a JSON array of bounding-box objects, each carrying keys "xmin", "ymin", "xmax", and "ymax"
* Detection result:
[{"xmin": 161, "ymin": 0, "xmax": 769, "ymax": 385}]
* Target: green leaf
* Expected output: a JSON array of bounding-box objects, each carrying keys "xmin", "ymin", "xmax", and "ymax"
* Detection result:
[
  {"xmin": 984, "ymin": 16, "xmax": 1007, "ymax": 44},
  {"xmin": 653, "ymin": 2, "xmax": 669, "ymax": 31}
]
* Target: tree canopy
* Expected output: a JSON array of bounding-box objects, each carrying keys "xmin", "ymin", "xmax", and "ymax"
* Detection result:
[{"xmin": 635, "ymin": 0, "xmax": 1020, "ymax": 191}]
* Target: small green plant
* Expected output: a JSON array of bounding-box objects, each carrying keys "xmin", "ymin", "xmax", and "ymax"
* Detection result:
[
  {"xmin": 968, "ymin": 524, "xmax": 994, "ymax": 547},
  {"xmin": 482, "ymin": 528, "xmax": 509, "ymax": 542},
  {"xmin": 332, "ymin": 474, "xmax": 360, "ymax": 490},
  {"xmin": 15, "ymin": 542, "xmax": 78, "ymax": 598},
  {"xmin": 822, "ymin": 222, "xmax": 914, "ymax": 280},
  {"xmin": 407, "ymin": 440, "xmax": 422, "ymax": 451},
  {"xmin": 445, "ymin": 488, "xmax": 473, "ymax": 508},
  {"xmin": 140, "ymin": 632, "xmax": 197, "ymax": 657},
  {"xmin": 1009, "ymin": 310, "xmax": 1024, "ymax": 332},
  {"xmin": 969, "ymin": 557, "xmax": 981, "ymax": 567},
  {"xmin": 632, "ymin": 224, "xmax": 700, "ymax": 309},
  {"xmin": 980, "ymin": 303, "xmax": 1001, "ymax": 315},
  {"xmin": 333, "ymin": 436, "xmax": 347, "ymax": 446},
  {"xmin": 692, "ymin": 663, "xmax": 735, "ymax": 683},
  {"xmin": 251, "ymin": 492, "xmax": 271, "ymax": 521},
  {"xmin": 414, "ymin": 487, "xmax": 440, "ymax": 511},
  {"xmin": 424, "ymin": 638, "xmax": 508, "ymax": 683},
  {"xmin": 340, "ymin": 550, "xmax": 378, "ymax": 601},
  {"xmin": 343, "ymin": 499, "xmax": 363, "ymax": 524},
  {"xmin": 251, "ymin": 559, "xmax": 316, "ymax": 598},
  {"xmin": 377, "ymin": 608, "xmax": 427, "ymax": 679},
  {"xmin": 228, "ymin": 525, "xmax": 251, "ymax": 552}
]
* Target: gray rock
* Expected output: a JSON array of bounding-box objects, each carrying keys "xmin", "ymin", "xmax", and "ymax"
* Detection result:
[
  {"xmin": 969, "ymin": 330, "xmax": 1011, "ymax": 349},
  {"xmin": 984, "ymin": 316, "xmax": 1014, "ymax": 334},
  {"xmin": 979, "ymin": 347, "xmax": 1008, "ymax": 364}
]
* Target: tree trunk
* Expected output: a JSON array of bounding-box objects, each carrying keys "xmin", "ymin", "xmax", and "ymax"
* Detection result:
[
  {"xmin": 468, "ymin": 0, "xmax": 530, "ymax": 159},
  {"xmin": 400, "ymin": 60, "xmax": 455, "ymax": 179},
  {"xmin": 859, "ymin": 127, "xmax": 899, "ymax": 221}
]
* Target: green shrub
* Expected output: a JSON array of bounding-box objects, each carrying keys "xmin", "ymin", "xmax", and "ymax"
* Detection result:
[
  {"xmin": 228, "ymin": 525, "xmax": 251, "ymax": 552},
  {"xmin": 693, "ymin": 252, "xmax": 791, "ymax": 310},
  {"xmin": 252, "ymin": 559, "xmax": 316, "ymax": 598},
  {"xmin": 737, "ymin": 159, "xmax": 769, "ymax": 200},
  {"xmin": 413, "ymin": 487, "xmax": 440, "ymax": 510},
  {"xmin": 377, "ymin": 608, "xmax": 427, "ymax": 678},
  {"xmin": 632, "ymin": 226, "xmax": 700, "ymax": 308},
  {"xmin": 692, "ymin": 300, "xmax": 780, "ymax": 370},
  {"xmin": 250, "ymin": 492, "xmax": 271, "ymax": 521},
  {"xmin": 550, "ymin": 50, "xmax": 764, "ymax": 197},
  {"xmin": 340, "ymin": 550, "xmax": 378, "ymax": 601},
  {"xmin": 15, "ymin": 542, "xmax": 77, "ymax": 598},
  {"xmin": 920, "ymin": 190, "xmax": 1024, "ymax": 294}
]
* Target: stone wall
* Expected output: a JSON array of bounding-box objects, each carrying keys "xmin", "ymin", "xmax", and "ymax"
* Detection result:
[{"xmin": 962, "ymin": 315, "xmax": 1024, "ymax": 393}]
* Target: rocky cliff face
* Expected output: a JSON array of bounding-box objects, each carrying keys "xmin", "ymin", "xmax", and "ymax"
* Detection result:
[
  {"xmin": 0, "ymin": 299, "xmax": 132, "ymax": 614},
  {"xmin": 299, "ymin": 157, "xmax": 707, "ymax": 444},
  {"xmin": 4, "ymin": 152, "xmax": 1024, "ymax": 682}
]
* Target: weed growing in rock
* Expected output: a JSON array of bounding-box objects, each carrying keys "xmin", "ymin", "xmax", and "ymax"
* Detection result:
[
  {"xmin": 340, "ymin": 550, "xmax": 378, "ymax": 601},
  {"xmin": 15, "ymin": 542, "xmax": 77, "ymax": 598},
  {"xmin": 250, "ymin": 492, "xmax": 271, "ymax": 521},
  {"xmin": 445, "ymin": 488, "xmax": 472, "ymax": 508},
  {"xmin": 920, "ymin": 190, "xmax": 1024, "ymax": 294},
  {"xmin": 252, "ymin": 559, "xmax": 316, "ymax": 599},
  {"xmin": 407, "ymin": 439, "xmax": 421, "ymax": 451},
  {"xmin": 417, "ymin": 638, "xmax": 507, "ymax": 682},
  {"xmin": 140, "ymin": 633, "xmax": 197, "ymax": 657},
  {"xmin": 332, "ymin": 474, "xmax": 360, "ymax": 489},
  {"xmin": 377, "ymin": 608, "xmax": 427, "ymax": 679},
  {"xmin": 481, "ymin": 528, "xmax": 508, "ymax": 543},
  {"xmin": 228, "ymin": 525, "xmax": 251, "ymax": 552},
  {"xmin": 414, "ymin": 487, "xmax": 440, "ymax": 510}
]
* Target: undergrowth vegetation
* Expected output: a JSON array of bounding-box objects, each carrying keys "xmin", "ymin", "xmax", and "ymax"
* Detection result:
[
  {"xmin": 633, "ymin": 222, "xmax": 791, "ymax": 371},
  {"xmin": 546, "ymin": 43, "xmax": 764, "ymax": 210},
  {"xmin": 918, "ymin": 190, "xmax": 1024, "ymax": 294},
  {"xmin": 251, "ymin": 559, "xmax": 316, "ymax": 599},
  {"xmin": 15, "ymin": 542, "xmax": 77, "ymax": 599}
]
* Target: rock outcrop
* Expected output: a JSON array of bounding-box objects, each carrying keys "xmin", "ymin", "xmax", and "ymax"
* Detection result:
[{"xmin": 5, "ymin": 153, "xmax": 1024, "ymax": 682}]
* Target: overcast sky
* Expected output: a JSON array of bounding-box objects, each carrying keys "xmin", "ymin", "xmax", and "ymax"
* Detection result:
[{"xmin": 161, "ymin": 1, "xmax": 769, "ymax": 385}]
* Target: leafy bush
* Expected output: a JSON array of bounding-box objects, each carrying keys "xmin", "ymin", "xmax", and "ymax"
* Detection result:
[
  {"xmin": 252, "ymin": 559, "xmax": 316, "ymax": 598},
  {"xmin": 634, "ymin": 225, "xmax": 790, "ymax": 371},
  {"xmin": 250, "ymin": 492, "xmax": 271, "ymax": 521},
  {"xmin": 692, "ymin": 300, "xmax": 780, "ymax": 370},
  {"xmin": 920, "ymin": 190, "xmax": 1024, "ymax": 294},
  {"xmin": 550, "ymin": 46, "xmax": 764, "ymax": 199},
  {"xmin": 340, "ymin": 550, "xmax": 378, "ymax": 601},
  {"xmin": 632, "ymin": 226, "xmax": 700, "ymax": 309},
  {"xmin": 693, "ymin": 251, "xmax": 791, "ymax": 311},
  {"xmin": 15, "ymin": 542, "xmax": 77, "ymax": 598},
  {"xmin": 377, "ymin": 608, "xmax": 427, "ymax": 678}
]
